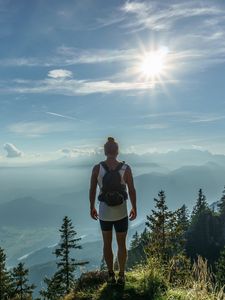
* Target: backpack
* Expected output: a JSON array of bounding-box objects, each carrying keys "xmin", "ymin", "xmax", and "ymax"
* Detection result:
[{"xmin": 98, "ymin": 161, "xmax": 128, "ymax": 206}]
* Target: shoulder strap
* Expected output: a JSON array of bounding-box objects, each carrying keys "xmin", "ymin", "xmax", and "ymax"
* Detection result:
[
  {"xmin": 100, "ymin": 161, "xmax": 125, "ymax": 172},
  {"xmin": 100, "ymin": 161, "xmax": 110, "ymax": 173},
  {"xmin": 115, "ymin": 161, "xmax": 125, "ymax": 172}
]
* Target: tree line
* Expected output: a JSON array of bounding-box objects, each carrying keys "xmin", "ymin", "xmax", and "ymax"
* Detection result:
[{"xmin": 128, "ymin": 187, "xmax": 225, "ymax": 288}]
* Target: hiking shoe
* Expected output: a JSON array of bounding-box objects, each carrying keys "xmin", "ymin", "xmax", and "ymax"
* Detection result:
[
  {"xmin": 117, "ymin": 272, "xmax": 125, "ymax": 285},
  {"xmin": 107, "ymin": 271, "xmax": 116, "ymax": 285}
]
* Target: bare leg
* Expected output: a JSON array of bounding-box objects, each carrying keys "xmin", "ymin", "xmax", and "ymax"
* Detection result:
[
  {"xmin": 116, "ymin": 231, "xmax": 127, "ymax": 274},
  {"xmin": 101, "ymin": 230, "xmax": 113, "ymax": 272}
]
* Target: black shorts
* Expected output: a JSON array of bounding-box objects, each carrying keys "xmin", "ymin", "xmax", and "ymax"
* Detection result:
[{"xmin": 99, "ymin": 216, "xmax": 128, "ymax": 233}]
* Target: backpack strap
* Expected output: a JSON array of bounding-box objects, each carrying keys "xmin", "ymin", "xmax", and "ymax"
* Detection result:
[
  {"xmin": 100, "ymin": 161, "xmax": 110, "ymax": 173},
  {"xmin": 115, "ymin": 161, "xmax": 125, "ymax": 172},
  {"xmin": 100, "ymin": 161, "xmax": 125, "ymax": 172}
]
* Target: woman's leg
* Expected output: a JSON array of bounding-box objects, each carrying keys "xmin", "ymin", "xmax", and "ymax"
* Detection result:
[
  {"xmin": 115, "ymin": 231, "xmax": 127, "ymax": 274},
  {"xmin": 101, "ymin": 230, "xmax": 114, "ymax": 272}
]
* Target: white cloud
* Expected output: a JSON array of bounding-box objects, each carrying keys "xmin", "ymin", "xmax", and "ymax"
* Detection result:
[
  {"xmin": 48, "ymin": 69, "xmax": 73, "ymax": 79},
  {"xmin": 119, "ymin": 1, "xmax": 223, "ymax": 32},
  {"xmin": 7, "ymin": 121, "xmax": 78, "ymax": 137},
  {"xmin": 190, "ymin": 115, "xmax": 225, "ymax": 123},
  {"xmin": 1, "ymin": 77, "xmax": 177, "ymax": 96},
  {"xmin": 58, "ymin": 146, "xmax": 103, "ymax": 158},
  {"xmin": 0, "ymin": 48, "xmax": 136, "ymax": 67},
  {"xmin": 134, "ymin": 123, "xmax": 168, "ymax": 130},
  {"xmin": 140, "ymin": 111, "xmax": 225, "ymax": 124},
  {"xmin": 3, "ymin": 143, "xmax": 23, "ymax": 158}
]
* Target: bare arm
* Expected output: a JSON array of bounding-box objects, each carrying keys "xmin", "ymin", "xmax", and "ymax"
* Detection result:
[
  {"xmin": 89, "ymin": 164, "xmax": 99, "ymax": 219},
  {"xmin": 125, "ymin": 165, "xmax": 137, "ymax": 220}
]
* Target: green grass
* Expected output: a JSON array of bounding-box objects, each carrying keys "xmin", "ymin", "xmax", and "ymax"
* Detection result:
[
  {"xmin": 66, "ymin": 265, "xmax": 167, "ymax": 300},
  {"xmin": 64, "ymin": 256, "xmax": 225, "ymax": 300}
]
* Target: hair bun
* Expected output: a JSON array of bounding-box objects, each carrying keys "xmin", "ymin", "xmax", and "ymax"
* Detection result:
[{"xmin": 107, "ymin": 137, "xmax": 115, "ymax": 143}]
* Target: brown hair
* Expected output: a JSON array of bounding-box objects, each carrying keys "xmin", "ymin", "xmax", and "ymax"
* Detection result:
[{"xmin": 104, "ymin": 136, "xmax": 119, "ymax": 156}]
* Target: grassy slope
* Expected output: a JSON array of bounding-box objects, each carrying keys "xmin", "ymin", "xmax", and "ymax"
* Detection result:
[{"xmin": 63, "ymin": 265, "xmax": 225, "ymax": 300}]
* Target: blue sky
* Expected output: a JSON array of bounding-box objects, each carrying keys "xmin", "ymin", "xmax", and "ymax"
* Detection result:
[{"xmin": 1, "ymin": 0, "xmax": 225, "ymax": 164}]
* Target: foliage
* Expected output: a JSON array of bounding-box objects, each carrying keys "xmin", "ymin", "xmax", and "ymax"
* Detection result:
[
  {"xmin": 40, "ymin": 216, "xmax": 89, "ymax": 299},
  {"xmin": 0, "ymin": 246, "xmax": 12, "ymax": 300},
  {"xmin": 215, "ymin": 246, "xmax": 225, "ymax": 289},
  {"xmin": 10, "ymin": 262, "xmax": 36, "ymax": 300},
  {"xmin": 145, "ymin": 190, "xmax": 174, "ymax": 261},
  {"xmin": 186, "ymin": 189, "xmax": 222, "ymax": 264},
  {"xmin": 217, "ymin": 185, "xmax": 225, "ymax": 217},
  {"xmin": 166, "ymin": 254, "xmax": 192, "ymax": 286}
]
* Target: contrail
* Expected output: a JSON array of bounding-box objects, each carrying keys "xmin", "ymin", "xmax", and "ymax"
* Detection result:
[{"xmin": 45, "ymin": 111, "xmax": 78, "ymax": 120}]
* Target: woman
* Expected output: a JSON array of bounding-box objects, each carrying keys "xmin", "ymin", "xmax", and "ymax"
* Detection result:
[{"xmin": 89, "ymin": 137, "xmax": 137, "ymax": 285}]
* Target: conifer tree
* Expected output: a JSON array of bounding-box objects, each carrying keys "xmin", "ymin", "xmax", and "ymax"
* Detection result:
[
  {"xmin": 216, "ymin": 246, "xmax": 225, "ymax": 288},
  {"xmin": 218, "ymin": 185, "xmax": 225, "ymax": 217},
  {"xmin": 169, "ymin": 205, "xmax": 189, "ymax": 255},
  {"xmin": 0, "ymin": 247, "xmax": 12, "ymax": 300},
  {"xmin": 130, "ymin": 231, "xmax": 140, "ymax": 250},
  {"xmin": 127, "ymin": 228, "xmax": 149, "ymax": 268},
  {"xmin": 186, "ymin": 189, "xmax": 219, "ymax": 263},
  {"xmin": 40, "ymin": 271, "xmax": 63, "ymax": 300},
  {"xmin": 139, "ymin": 227, "xmax": 150, "ymax": 248},
  {"xmin": 100, "ymin": 255, "xmax": 107, "ymax": 271},
  {"xmin": 191, "ymin": 188, "xmax": 209, "ymax": 218},
  {"xmin": 54, "ymin": 216, "xmax": 89, "ymax": 294},
  {"xmin": 41, "ymin": 216, "xmax": 88, "ymax": 299},
  {"xmin": 11, "ymin": 262, "xmax": 35, "ymax": 300},
  {"xmin": 145, "ymin": 190, "xmax": 173, "ymax": 261},
  {"xmin": 217, "ymin": 186, "xmax": 225, "ymax": 250}
]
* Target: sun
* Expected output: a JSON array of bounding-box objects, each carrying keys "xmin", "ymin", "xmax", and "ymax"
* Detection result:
[{"xmin": 138, "ymin": 47, "xmax": 169, "ymax": 80}]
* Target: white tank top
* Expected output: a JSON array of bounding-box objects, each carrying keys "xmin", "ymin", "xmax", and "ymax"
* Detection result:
[{"xmin": 97, "ymin": 161, "xmax": 128, "ymax": 221}]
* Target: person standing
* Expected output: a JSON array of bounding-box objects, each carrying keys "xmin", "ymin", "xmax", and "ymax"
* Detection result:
[{"xmin": 89, "ymin": 137, "xmax": 137, "ymax": 285}]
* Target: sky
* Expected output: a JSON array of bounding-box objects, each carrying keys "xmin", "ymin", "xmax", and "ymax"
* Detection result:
[{"xmin": 0, "ymin": 0, "xmax": 225, "ymax": 164}]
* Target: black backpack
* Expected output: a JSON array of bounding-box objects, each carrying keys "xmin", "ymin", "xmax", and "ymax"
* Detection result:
[{"xmin": 98, "ymin": 161, "xmax": 128, "ymax": 206}]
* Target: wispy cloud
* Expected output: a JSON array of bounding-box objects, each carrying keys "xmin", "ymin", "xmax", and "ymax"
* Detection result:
[
  {"xmin": 119, "ymin": 1, "xmax": 224, "ymax": 32},
  {"xmin": 58, "ymin": 146, "xmax": 102, "ymax": 158},
  {"xmin": 190, "ymin": 115, "xmax": 225, "ymax": 123},
  {"xmin": 0, "ymin": 47, "xmax": 136, "ymax": 67},
  {"xmin": 1, "ymin": 76, "xmax": 173, "ymax": 96},
  {"xmin": 6, "ymin": 121, "xmax": 78, "ymax": 137},
  {"xmin": 134, "ymin": 123, "xmax": 169, "ymax": 130},
  {"xmin": 139, "ymin": 111, "xmax": 225, "ymax": 124}
]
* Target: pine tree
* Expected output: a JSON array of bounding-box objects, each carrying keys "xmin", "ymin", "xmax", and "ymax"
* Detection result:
[
  {"xmin": 130, "ymin": 231, "xmax": 140, "ymax": 250},
  {"xmin": 126, "ymin": 228, "xmax": 149, "ymax": 269},
  {"xmin": 40, "ymin": 271, "xmax": 64, "ymax": 300},
  {"xmin": 169, "ymin": 205, "xmax": 189, "ymax": 255},
  {"xmin": 100, "ymin": 255, "xmax": 107, "ymax": 271},
  {"xmin": 191, "ymin": 188, "xmax": 209, "ymax": 218},
  {"xmin": 218, "ymin": 185, "xmax": 225, "ymax": 217},
  {"xmin": 145, "ymin": 190, "xmax": 173, "ymax": 261},
  {"xmin": 0, "ymin": 247, "xmax": 12, "ymax": 300},
  {"xmin": 41, "ymin": 216, "xmax": 88, "ymax": 299},
  {"xmin": 217, "ymin": 186, "xmax": 225, "ymax": 251},
  {"xmin": 216, "ymin": 246, "xmax": 225, "ymax": 288},
  {"xmin": 139, "ymin": 227, "xmax": 150, "ymax": 248},
  {"xmin": 11, "ymin": 262, "xmax": 35, "ymax": 300},
  {"xmin": 186, "ymin": 189, "xmax": 220, "ymax": 263}
]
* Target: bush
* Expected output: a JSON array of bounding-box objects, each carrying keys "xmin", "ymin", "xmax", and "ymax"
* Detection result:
[
  {"xmin": 76, "ymin": 270, "xmax": 108, "ymax": 290},
  {"xmin": 137, "ymin": 256, "xmax": 168, "ymax": 298}
]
